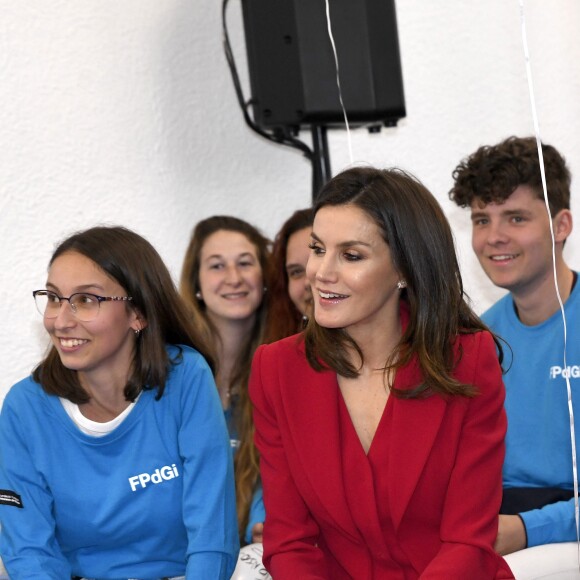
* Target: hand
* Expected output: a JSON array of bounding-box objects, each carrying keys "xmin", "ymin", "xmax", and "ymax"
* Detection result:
[
  {"xmin": 494, "ymin": 514, "xmax": 526, "ymax": 555},
  {"xmin": 252, "ymin": 522, "xmax": 264, "ymax": 544}
]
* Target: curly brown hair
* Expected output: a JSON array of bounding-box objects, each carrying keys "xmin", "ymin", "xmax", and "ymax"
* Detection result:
[{"xmin": 449, "ymin": 136, "xmax": 571, "ymax": 214}]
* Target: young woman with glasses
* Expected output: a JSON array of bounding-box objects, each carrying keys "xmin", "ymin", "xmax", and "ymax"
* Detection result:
[
  {"xmin": 180, "ymin": 215, "xmax": 270, "ymax": 546},
  {"xmin": 0, "ymin": 226, "xmax": 239, "ymax": 579}
]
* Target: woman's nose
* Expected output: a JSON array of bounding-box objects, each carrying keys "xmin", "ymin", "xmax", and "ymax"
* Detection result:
[
  {"xmin": 314, "ymin": 255, "xmax": 338, "ymax": 283},
  {"xmin": 52, "ymin": 301, "xmax": 77, "ymax": 328},
  {"xmin": 224, "ymin": 264, "xmax": 243, "ymax": 285}
]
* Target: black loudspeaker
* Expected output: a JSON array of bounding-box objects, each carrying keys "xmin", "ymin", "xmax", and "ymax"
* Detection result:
[{"xmin": 241, "ymin": 0, "xmax": 406, "ymax": 130}]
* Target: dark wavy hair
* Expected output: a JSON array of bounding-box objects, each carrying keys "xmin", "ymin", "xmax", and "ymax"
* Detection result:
[
  {"xmin": 265, "ymin": 208, "xmax": 314, "ymax": 343},
  {"xmin": 305, "ymin": 166, "xmax": 501, "ymax": 399},
  {"xmin": 449, "ymin": 136, "xmax": 571, "ymax": 214},
  {"xmin": 180, "ymin": 215, "xmax": 271, "ymax": 542},
  {"xmin": 33, "ymin": 226, "xmax": 214, "ymax": 403}
]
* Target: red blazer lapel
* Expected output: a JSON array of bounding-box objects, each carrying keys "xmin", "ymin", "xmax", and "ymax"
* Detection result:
[
  {"xmin": 388, "ymin": 360, "xmax": 447, "ymax": 532},
  {"xmin": 278, "ymin": 346, "xmax": 360, "ymax": 542}
]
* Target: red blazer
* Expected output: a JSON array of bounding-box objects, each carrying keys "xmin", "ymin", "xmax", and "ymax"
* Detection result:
[{"xmin": 250, "ymin": 330, "xmax": 514, "ymax": 579}]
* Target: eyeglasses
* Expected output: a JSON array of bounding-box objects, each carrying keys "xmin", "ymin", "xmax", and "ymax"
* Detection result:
[{"xmin": 32, "ymin": 290, "xmax": 133, "ymax": 322}]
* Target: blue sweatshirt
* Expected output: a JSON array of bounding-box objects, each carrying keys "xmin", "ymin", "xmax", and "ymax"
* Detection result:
[
  {"xmin": 0, "ymin": 345, "xmax": 239, "ymax": 579},
  {"xmin": 483, "ymin": 276, "xmax": 580, "ymax": 547}
]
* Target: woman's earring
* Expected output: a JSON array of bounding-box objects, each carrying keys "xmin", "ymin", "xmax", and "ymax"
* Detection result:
[
  {"xmin": 195, "ymin": 291, "xmax": 202, "ymax": 300},
  {"xmin": 263, "ymin": 286, "xmax": 268, "ymax": 293},
  {"xmin": 134, "ymin": 329, "xmax": 141, "ymax": 337},
  {"xmin": 397, "ymin": 280, "xmax": 407, "ymax": 290}
]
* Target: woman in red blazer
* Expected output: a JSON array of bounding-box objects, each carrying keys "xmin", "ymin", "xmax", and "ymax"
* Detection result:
[{"xmin": 250, "ymin": 167, "xmax": 514, "ymax": 579}]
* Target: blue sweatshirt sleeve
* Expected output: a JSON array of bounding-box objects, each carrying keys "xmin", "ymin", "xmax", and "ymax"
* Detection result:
[
  {"xmin": 177, "ymin": 353, "xmax": 240, "ymax": 578},
  {"xmin": 0, "ymin": 386, "xmax": 72, "ymax": 579},
  {"xmin": 244, "ymin": 485, "xmax": 265, "ymax": 544},
  {"xmin": 520, "ymin": 497, "xmax": 578, "ymax": 547}
]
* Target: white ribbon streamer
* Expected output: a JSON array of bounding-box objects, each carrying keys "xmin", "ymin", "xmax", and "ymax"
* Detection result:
[
  {"xmin": 519, "ymin": 0, "xmax": 578, "ymax": 563},
  {"xmin": 324, "ymin": 0, "xmax": 354, "ymax": 165}
]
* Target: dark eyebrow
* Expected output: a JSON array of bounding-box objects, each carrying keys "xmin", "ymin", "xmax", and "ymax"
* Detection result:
[
  {"xmin": 470, "ymin": 210, "xmax": 488, "ymax": 221},
  {"xmin": 205, "ymin": 252, "xmax": 256, "ymax": 261},
  {"xmin": 471, "ymin": 208, "xmax": 533, "ymax": 221},
  {"xmin": 310, "ymin": 231, "xmax": 371, "ymax": 248},
  {"xmin": 45, "ymin": 282, "xmax": 105, "ymax": 293},
  {"xmin": 502, "ymin": 209, "xmax": 533, "ymax": 217}
]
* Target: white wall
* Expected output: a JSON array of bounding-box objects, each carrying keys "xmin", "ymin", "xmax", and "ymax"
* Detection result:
[{"xmin": 1, "ymin": 0, "xmax": 578, "ymax": 401}]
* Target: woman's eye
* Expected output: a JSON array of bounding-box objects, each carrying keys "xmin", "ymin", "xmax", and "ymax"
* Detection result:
[
  {"xmin": 308, "ymin": 243, "xmax": 324, "ymax": 255},
  {"xmin": 343, "ymin": 252, "xmax": 361, "ymax": 262},
  {"xmin": 76, "ymin": 294, "xmax": 98, "ymax": 305},
  {"xmin": 287, "ymin": 268, "xmax": 304, "ymax": 279},
  {"xmin": 209, "ymin": 263, "xmax": 224, "ymax": 270}
]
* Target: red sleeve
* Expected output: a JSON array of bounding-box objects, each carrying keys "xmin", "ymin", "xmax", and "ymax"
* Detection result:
[
  {"xmin": 249, "ymin": 344, "xmax": 329, "ymax": 579},
  {"xmin": 420, "ymin": 331, "xmax": 513, "ymax": 579}
]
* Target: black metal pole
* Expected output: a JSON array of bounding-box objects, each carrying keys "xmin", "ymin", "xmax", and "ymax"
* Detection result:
[{"xmin": 311, "ymin": 125, "xmax": 331, "ymax": 202}]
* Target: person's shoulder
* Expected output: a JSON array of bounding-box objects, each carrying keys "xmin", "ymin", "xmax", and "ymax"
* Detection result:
[
  {"xmin": 251, "ymin": 335, "xmax": 316, "ymax": 397},
  {"xmin": 453, "ymin": 331, "xmax": 503, "ymax": 395},
  {"xmin": 258, "ymin": 333, "xmax": 306, "ymax": 359},
  {"xmin": 482, "ymin": 293, "xmax": 513, "ymax": 326},
  {"xmin": 162, "ymin": 344, "xmax": 213, "ymax": 390},
  {"xmin": 253, "ymin": 334, "xmax": 310, "ymax": 376},
  {"xmin": 453, "ymin": 329, "xmax": 499, "ymax": 374},
  {"xmin": 456, "ymin": 328, "xmax": 495, "ymax": 352},
  {"xmin": 2, "ymin": 375, "xmax": 46, "ymax": 412},
  {"xmin": 172, "ymin": 343, "xmax": 204, "ymax": 359},
  {"xmin": 167, "ymin": 343, "xmax": 211, "ymax": 371},
  {"xmin": 5, "ymin": 375, "xmax": 43, "ymax": 399},
  {"xmin": 568, "ymin": 271, "xmax": 580, "ymax": 310},
  {"xmin": 160, "ymin": 345, "xmax": 216, "ymax": 405},
  {"xmin": 269, "ymin": 332, "xmax": 305, "ymax": 349}
]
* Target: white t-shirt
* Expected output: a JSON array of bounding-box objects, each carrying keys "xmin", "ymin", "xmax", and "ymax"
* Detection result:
[{"xmin": 60, "ymin": 395, "xmax": 140, "ymax": 437}]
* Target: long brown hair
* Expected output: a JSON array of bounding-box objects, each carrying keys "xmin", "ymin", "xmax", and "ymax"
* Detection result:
[
  {"xmin": 180, "ymin": 215, "xmax": 271, "ymax": 541},
  {"xmin": 33, "ymin": 226, "xmax": 214, "ymax": 403},
  {"xmin": 305, "ymin": 167, "xmax": 502, "ymax": 399},
  {"xmin": 265, "ymin": 208, "xmax": 314, "ymax": 343}
]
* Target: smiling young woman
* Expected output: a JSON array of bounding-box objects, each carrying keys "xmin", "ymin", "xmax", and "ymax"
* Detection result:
[
  {"xmin": 250, "ymin": 166, "xmax": 515, "ymax": 579},
  {"xmin": 40, "ymin": 251, "xmax": 142, "ymax": 409},
  {"xmin": 180, "ymin": 215, "xmax": 271, "ymax": 545},
  {"xmin": 0, "ymin": 226, "xmax": 239, "ymax": 579}
]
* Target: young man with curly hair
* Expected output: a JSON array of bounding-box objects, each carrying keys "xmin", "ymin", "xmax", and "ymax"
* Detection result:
[{"xmin": 450, "ymin": 136, "xmax": 578, "ymax": 555}]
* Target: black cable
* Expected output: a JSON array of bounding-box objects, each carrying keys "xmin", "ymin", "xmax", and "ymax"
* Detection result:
[{"xmin": 221, "ymin": 0, "xmax": 313, "ymax": 160}]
